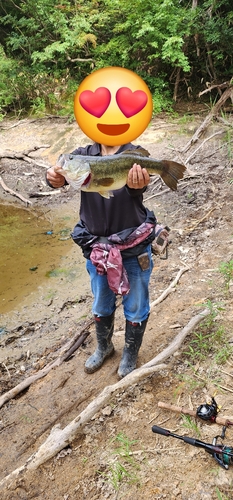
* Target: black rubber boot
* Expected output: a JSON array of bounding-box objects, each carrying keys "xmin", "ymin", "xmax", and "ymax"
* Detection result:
[
  {"xmin": 117, "ymin": 318, "xmax": 148, "ymax": 379},
  {"xmin": 84, "ymin": 313, "xmax": 115, "ymax": 373}
]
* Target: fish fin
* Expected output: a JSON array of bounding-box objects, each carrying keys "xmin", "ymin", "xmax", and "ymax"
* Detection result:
[
  {"xmin": 95, "ymin": 177, "xmax": 115, "ymax": 187},
  {"xmin": 99, "ymin": 190, "xmax": 114, "ymax": 199},
  {"xmin": 121, "ymin": 147, "xmax": 150, "ymax": 158},
  {"xmin": 160, "ymin": 160, "xmax": 186, "ymax": 191}
]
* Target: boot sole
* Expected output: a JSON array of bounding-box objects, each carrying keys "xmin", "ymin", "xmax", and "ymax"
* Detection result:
[{"xmin": 84, "ymin": 347, "xmax": 115, "ymax": 374}]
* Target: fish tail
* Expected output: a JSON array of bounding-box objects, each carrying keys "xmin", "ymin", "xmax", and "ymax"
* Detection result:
[{"xmin": 160, "ymin": 160, "xmax": 186, "ymax": 191}]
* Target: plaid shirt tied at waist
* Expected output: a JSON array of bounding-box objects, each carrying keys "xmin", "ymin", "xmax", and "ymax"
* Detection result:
[{"xmin": 90, "ymin": 222, "xmax": 154, "ymax": 295}]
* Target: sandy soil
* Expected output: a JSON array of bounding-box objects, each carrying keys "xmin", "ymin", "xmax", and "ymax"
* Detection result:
[{"xmin": 0, "ymin": 113, "xmax": 233, "ymax": 499}]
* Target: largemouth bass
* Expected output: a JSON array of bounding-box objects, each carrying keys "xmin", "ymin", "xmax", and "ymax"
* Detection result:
[{"xmin": 56, "ymin": 148, "xmax": 186, "ymax": 198}]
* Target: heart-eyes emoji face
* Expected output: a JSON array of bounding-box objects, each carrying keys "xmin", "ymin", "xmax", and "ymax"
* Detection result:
[{"xmin": 74, "ymin": 67, "xmax": 153, "ymax": 146}]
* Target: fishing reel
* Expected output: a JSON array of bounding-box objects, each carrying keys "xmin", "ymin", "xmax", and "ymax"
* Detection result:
[
  {"xmin": 211, "ymin": 426, "xmax": 233, "ymax": 469},
  {"xmin": 196, "ymin": 396, "xmax": 218, "ymax": 423}
]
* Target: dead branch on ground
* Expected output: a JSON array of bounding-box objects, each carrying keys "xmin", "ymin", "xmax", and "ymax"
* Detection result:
[
  {"xmin": 0, "ymin": 175, "xmax": 32, "ymax": 206},
  {"xmin": 143, "ymin": 308, "xmax": 210, "ymax": 368},
  {"xmin": 29, "ymin": 190, "xmax": 61, "ymax": 197},
  {"xmin": 198, "ymin": 81, "xmax": 231, "ymax": 97},
  {"xmin": 185, "ymin": 130, "xmax": 225, "ymax": 164},
  {"xmin": 185, "ymin": 207, "xmax": 216, "ymax": 232},
  {"xmin": 181, "ymin": 86, "xmax": 233, "ymax": 154},
  {"xmin": 150, "ymin": 266, "xmax": 189, "ymax": 308},
  {"xmin": 0, "ymin": 308, "xmax": 210, "ymax": 487},
  {"xmin": 0, "ymin": 145, "xmax": 51, "ymax": 168},
  {"xmin": 0, "ymin": 320, "xmax": 94, "ymax": 410}
]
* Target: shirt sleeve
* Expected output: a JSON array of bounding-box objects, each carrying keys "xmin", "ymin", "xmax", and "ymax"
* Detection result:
[{"xmin": 125, "ymin": 185, "xmax": 147, "ymax": 197}]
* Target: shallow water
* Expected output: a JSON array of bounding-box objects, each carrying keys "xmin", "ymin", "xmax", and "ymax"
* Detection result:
[{"xmin": 0, "ymin": 204, "xmax": 85, "ymax": 315}]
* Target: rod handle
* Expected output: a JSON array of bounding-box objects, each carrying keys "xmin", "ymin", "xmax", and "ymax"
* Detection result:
[{"xmin": 152, "ymin": 425, "xmax": 171, "ymax": 436}]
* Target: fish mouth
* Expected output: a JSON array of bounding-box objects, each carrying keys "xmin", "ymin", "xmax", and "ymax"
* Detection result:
[{"xmin": 97, "ymin": 123, "xmax": 130, "ymax": 135}]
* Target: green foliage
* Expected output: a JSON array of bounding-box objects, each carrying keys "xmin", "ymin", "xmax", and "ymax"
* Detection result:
[
  {"xmin": 0, "ymin": 45, "xmax": 21, "ymax": 119},
  {"xmin": 184, "ymin": 301, "xmax": 233, "ymax": 365},
  {"xmin": 0, "ymin": 0, "xmax": 232, "ymax": 116},
  {"xmin": 181, "ymin": 414, "xmax": 201, "ymax": 437},
  {"xmin": 216, "ymin": 488, "xmax": 230, "ymax": 500},
  {"xmin": 97, "ymin": 432, "xmax": 141, "ymax": 491},
  {"xmin": 219, "ymin": 260, "xmax": 233, "ymax": 291}
]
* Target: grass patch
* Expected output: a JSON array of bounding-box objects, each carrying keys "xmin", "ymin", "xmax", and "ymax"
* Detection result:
[
  {"xmin": 184, "ymin": 301, "xmax": 233, "ymax": 365},
  {"xmin": 97, "ymin": 432, "xmax": 141, "ymax": 491}
]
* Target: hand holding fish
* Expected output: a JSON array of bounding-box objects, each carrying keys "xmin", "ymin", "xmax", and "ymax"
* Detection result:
[
  {"xmin": 127, "ymin": 163, "xmax": 150, "ymax": 189},
  {"xmin": 47, "ymin": 166, "xmax": 67, "ymax": 188}
]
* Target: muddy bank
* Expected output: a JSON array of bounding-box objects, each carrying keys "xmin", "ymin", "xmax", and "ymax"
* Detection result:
[{"xmin": 0, "ymin": 114, "xmax": 233, "ymax": 499}]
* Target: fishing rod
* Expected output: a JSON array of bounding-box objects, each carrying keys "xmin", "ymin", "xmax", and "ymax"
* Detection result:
[{"xmin": 152, "ymin": 424, "xmax": 233, "ymax": 469}]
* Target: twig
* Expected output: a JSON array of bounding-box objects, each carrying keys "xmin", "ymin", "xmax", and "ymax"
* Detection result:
[
  {"xmin": 0, "ymin": 363, "xmax": 167, "ymax": 486},
  {"xmin": 220, "ymin": 369, "xmax": 233, "ymax": 379},
  {"xmin": 198, "ymin": 81, "xmax": 230, "ymax": 97},
  {"xmin": 144, "ymin": 188, "xmax": 170, "ymax": 201},
  {"xmin": 181, "ymin": 86, "xmax": 233, "ymax": 153},
  {"xmin": 150, "ymin": 266, "xmax": 189, "ymax": 309},
  {"xmin": 213, "ymin": 384, "xmax": 233, "ymax": 394},
  {"xmin": 29, "ymin": 191, "xmax": 61, "ymax": 197},
  {"xmin": 120, "ymin": 446, "xmax": 183, "ymax": 456},
  {"xmin": 2, "ymin": 363, "xmax": 11, "ymax": 379},
  {"xmin": 0, "ymin": 175, "xmax": 32, "ymax": 206},
  {"xmin": 185, "ymin": 208, "xmax": 216, "ymax": 232},
  {"xmin": 216, "ymin": 116, "xmax": 233, "ymax": 128},
  {"xmin": 185, "ymin": 130, "xmax": 225, "ymax": 164}
]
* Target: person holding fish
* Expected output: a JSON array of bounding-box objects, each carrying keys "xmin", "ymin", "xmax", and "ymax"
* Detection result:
[
  {"xmin": 46, "ymin": 144, "xmax": 157, "ymax": 378},
  {"xmin": 46, "ymin": 67, "xmax": 185, "ymax": 378}
]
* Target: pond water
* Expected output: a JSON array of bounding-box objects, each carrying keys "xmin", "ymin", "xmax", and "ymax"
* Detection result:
[{"xmin": 0, "ymin": 203, "xmax": 86, "ymax": 316}]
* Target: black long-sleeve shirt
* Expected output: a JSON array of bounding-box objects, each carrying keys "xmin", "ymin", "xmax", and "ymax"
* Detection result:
[{"xmin": 71, "ymin": 142, "xmax": 152, "ymax": 236}]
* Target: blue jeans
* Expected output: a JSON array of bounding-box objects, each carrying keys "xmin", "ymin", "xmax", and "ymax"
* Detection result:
[{"xmin": 86, "ymin": 245, "xmax": 153, "ymax": 323}]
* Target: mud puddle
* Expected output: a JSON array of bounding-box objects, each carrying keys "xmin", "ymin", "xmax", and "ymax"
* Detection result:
[{"xmin": 0, "ymin": 202, "xmax": 88, "ymax": 324}]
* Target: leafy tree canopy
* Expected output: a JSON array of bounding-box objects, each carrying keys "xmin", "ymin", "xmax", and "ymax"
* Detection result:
[{"xmin": 0, "ymin": 0, "xmax": 232, "ymax": 117}]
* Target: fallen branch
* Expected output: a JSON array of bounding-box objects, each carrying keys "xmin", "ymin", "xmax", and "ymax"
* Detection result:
[
  {"xmin": 150, "ymin": 266, "xmax": 189, "ymax": 308},
  {"xmin": 185, "ymin": 207, "xmax": 216, "ymax": 232},
  {"xmin": 0, "ymin": 308, "xmax": 210, "ymax": 487},
  {"xmin": 29, "ymin": 190, "xmax": 61, "ymax": 197},
  {"xmin": 181, "ymin": 86, "xmax": 233, "ymax": 153},
  {"xmin": 144, "ymin": 187, "xmax": 170, "ymax": 201},
  {"xmin": 0, "ymin": 145, "xmax": 51, "ymax": 168},
  {"xmin": 185, "ymin": 130, "xmax": 225, "ymax": 165},
  {"xmin": 143, "ymin": 307, "xmax": 210, "ymax": 368},
  {"xmin": 158, "ymin": 401, "xmax": 233, "ymax": 426},
  {"xmin": 0, "ymin": 321, "xmax": 94, "ymax": 409},
  {"xmin": 0, "ymin": 175, "xmax": 32, "ymax": 206},
  {"xmin": 0, "ymin": 120, "xmax": 46, "ymax": 130},
  {"xmin": 198, "ymin": 81, "xmax": 231, "ymax": 97}
]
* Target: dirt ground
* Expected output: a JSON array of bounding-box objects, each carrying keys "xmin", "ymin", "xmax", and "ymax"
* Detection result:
[{"xmin": 0, "ymin": 111, "xmax": 233, "ymax": 499}]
